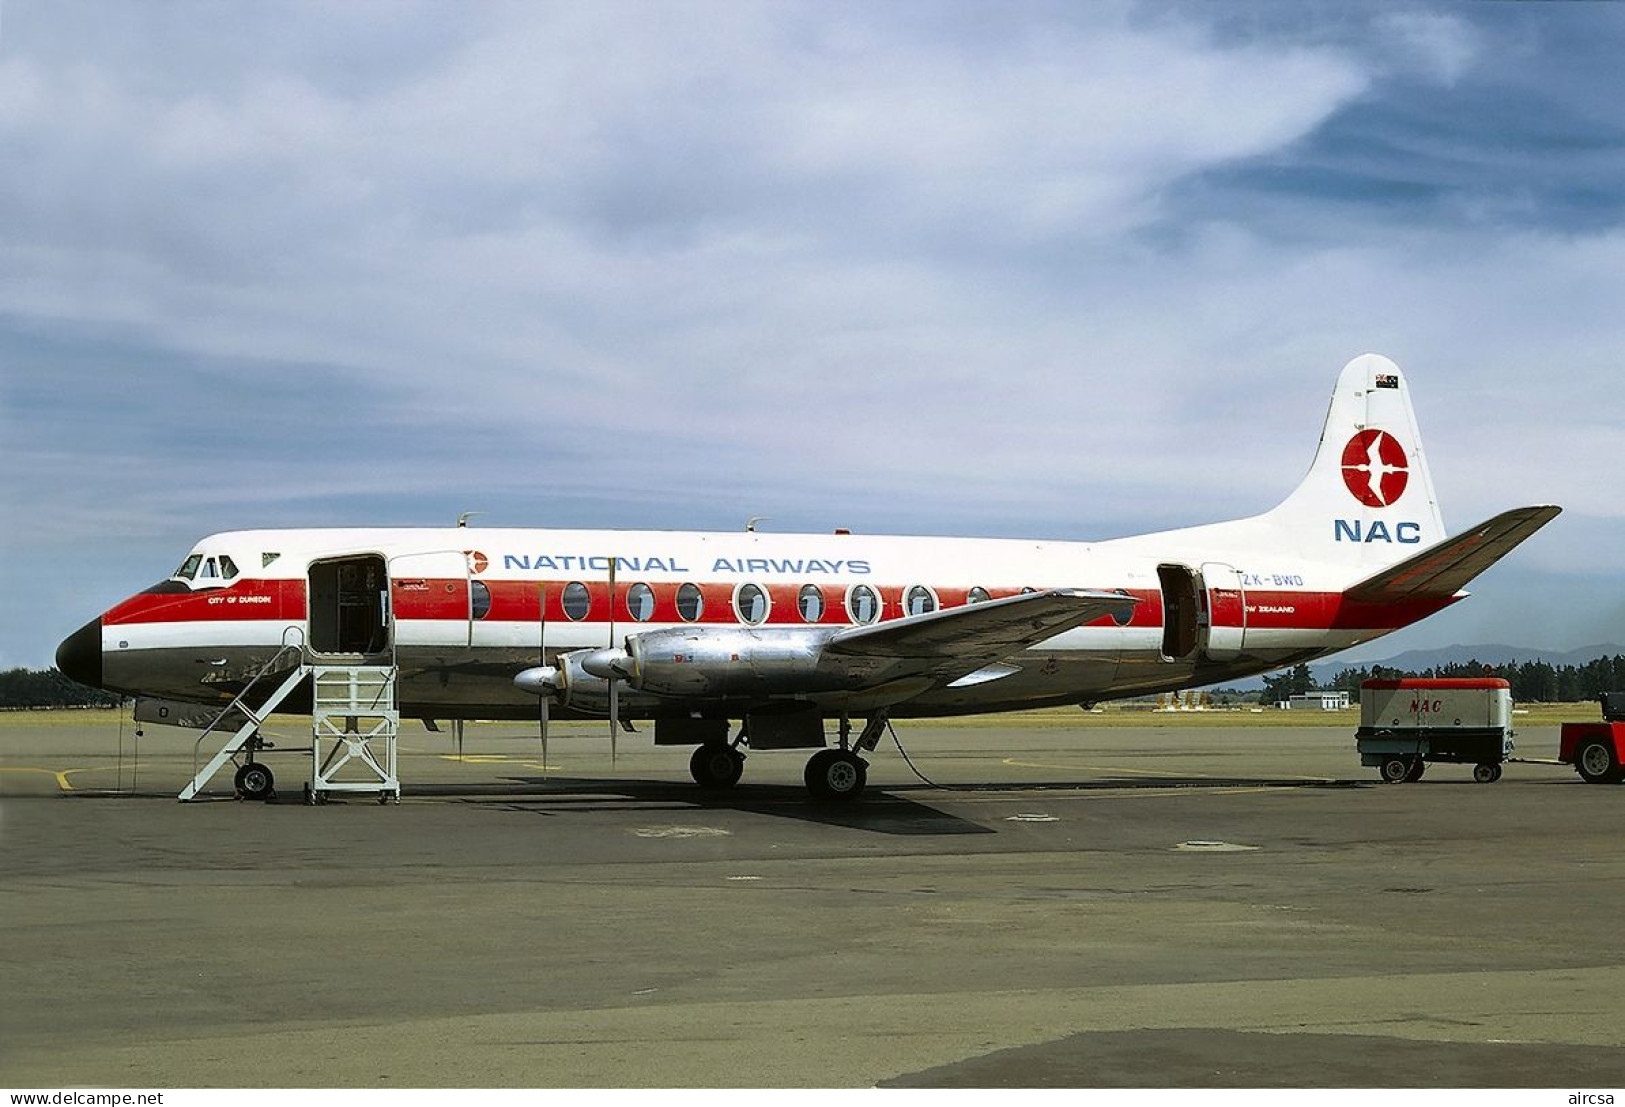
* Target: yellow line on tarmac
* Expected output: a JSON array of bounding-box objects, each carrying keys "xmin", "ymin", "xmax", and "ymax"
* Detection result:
[{"xmin": 0, "ymin": 766, "xmax": 108, "ymax": 792}]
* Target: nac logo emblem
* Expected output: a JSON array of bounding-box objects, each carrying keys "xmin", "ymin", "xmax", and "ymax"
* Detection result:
[
  {"xmin": 1340, "ymin": 429, "xmax": 1409, "ymax": 508},
  {"xmin": 464, "ymin": 550, "xmax": 489, "ymax": 575}
]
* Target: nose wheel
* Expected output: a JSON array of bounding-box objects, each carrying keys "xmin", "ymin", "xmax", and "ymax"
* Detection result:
[{"xmin": 233, "ymin": 761, "xmax": 276, "ymax": 802}]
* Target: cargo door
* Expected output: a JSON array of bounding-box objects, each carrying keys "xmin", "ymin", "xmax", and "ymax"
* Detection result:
[{"xmin": 1201, "ymin": 562, "xmax": 1247, "ymax": 660}]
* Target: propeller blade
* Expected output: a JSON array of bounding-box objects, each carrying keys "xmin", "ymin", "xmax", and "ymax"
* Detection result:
[
  {"xmin": 538, "ymin": 583, "xmax": 548, "ymax": 778},
  {"xmin": 609, "ymin": 671, "xmax": 619, "ymax": 767},
  {"xmin": 607, "ymin": 558, "xmax": 618, "ymax": 767},
  {"xmin": 539, "ymin": 694, "xmax": 549, "ymax": 775}
]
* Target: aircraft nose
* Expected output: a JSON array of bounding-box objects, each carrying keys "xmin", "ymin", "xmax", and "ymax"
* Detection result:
[{"xmin": 56, "ymin": 617, "xmax": 104, "ymax": 689}]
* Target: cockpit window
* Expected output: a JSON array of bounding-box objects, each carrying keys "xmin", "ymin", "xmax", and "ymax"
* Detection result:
[
  {"xmin": 175, "ymin": 554, "xmax": 202, "ymax": 581},
  {"xmin": 199, "ymin": 558, "xmax": 220, "ymax": 581},
  {"xmin": 219, "ymin": 555, "xmax": 240, "ymax": 581}
]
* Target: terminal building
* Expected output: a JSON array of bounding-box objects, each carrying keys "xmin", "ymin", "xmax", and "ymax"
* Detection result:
[{"xmin": 1282, "ymin": 690, "xmax": 1351, "ymax": 711}]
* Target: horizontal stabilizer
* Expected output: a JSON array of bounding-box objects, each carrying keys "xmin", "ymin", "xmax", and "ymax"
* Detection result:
[
  {"xmin": 1344, "ymin": 505, "xmax": 1562, "ymax": 604},
  {"xmin": 829, "ymin": 588, "xmax": 1138, "ymax": 660}
]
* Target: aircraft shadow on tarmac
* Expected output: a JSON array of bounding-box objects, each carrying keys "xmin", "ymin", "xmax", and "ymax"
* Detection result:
[
  {"xmin": 424, "ymin": 775, "xmax": 999, "ymax": 835},
  {"xmin": 64, "ymin": 773, "xmax": 1363, "ymax": 836}
]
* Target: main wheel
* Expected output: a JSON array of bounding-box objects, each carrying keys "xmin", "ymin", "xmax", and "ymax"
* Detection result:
[
  {"xmin": 689, "ymin": 743, "xmax": 745, "ymax": 789},
  {"xmin": 805, "ymin": 749, "xmax": 867, "ymax": 803},
  {"xmin": 1472, "ymin": 762, "xmax": 1498, "ymax": 784},
  {"xmin": 1576, "ymin": 739, "xmax": 1624, "ymax": 784},
  {"xmin": 234, "ymin": 762, "xmax": 275, "ymax": 801},
  {"xmin": 1379, "ymin": 756, "xmax": 1414, "ymax": 784}
]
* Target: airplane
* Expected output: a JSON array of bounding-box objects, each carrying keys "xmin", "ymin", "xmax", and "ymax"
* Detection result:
[{"xmin": 55, "ymin": 354, "xmax": 1560, "ymax": 802}]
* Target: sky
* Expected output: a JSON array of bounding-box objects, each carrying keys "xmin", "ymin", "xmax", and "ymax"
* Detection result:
[{"xmin": 3, "ymin": 1, "xmax": 1623, "ymax": 670}]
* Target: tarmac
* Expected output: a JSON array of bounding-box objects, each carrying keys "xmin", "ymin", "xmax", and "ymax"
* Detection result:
[{"xmin": 3, "ymin": 712, "xmax": 1624, "ymax": 1089}]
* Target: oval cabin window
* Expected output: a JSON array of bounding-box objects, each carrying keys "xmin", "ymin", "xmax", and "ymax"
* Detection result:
[
  {"xmin": 676, "ymin": 582, "xmax": 704, "ymax": 622},
  {"xmin": 735, "ymin": 583, "xmax": 769, "ymax": 625},
  {"xmin": 562, "ymin": 582, "xmax": 592, "ymax": 621}
]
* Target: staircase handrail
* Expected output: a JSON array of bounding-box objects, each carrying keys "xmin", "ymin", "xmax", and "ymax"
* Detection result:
[{"xmin": 190, "ymin": 642, "xmax": 310, "ymax": 781}]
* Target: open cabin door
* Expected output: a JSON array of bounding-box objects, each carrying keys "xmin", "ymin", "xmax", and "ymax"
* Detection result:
[
  {"xmin": 308, "ymin": 554, "xmax": 391, "ymax": 657},
  {"xmin": 1201, "ymin": 562, "xmax": 1247, "ymax": 661},
  {"xmin": 388, "ymin": 550, "xmax": 473, "ymax": 650},
  {"xmin": 1157, "ymin": 564, "xmax": 1201, "ymax": 661},
  {"xmin": 1158, "ymin": 562, "xmax": 1248, "ymax": 662}
]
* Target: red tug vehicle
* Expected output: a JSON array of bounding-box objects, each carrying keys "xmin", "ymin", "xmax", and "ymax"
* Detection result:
[{"xmin": 1559, "ymin": 692, "xmax": 1625, "ymax": 785}]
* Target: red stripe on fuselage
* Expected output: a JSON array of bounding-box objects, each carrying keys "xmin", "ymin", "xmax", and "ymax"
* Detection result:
[
  {"xmin": 104, "ymin": 579, "xmax": 306, "ymax": 625},
  {"xmin": 101, "ymin": 576, "xmax": 1458, "ymax": 634}
]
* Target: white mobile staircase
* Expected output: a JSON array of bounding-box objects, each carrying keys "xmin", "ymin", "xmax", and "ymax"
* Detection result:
[{"xmin": 179, "ymin": 639, "xmax": 400, "ymax": 804}]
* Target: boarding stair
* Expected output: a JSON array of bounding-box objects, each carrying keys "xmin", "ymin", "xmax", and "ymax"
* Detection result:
[
  {"xmin": 179, "ymin": 640, "xmax": 399, "ymax": 804},
  {"xmin": 307, "ymin": 664, "xmax": 400, "ymax": 804}
]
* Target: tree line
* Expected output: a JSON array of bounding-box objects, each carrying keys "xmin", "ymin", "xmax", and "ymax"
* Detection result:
[
  {"xmin": 1262, "ymin": 656, "xmax": 1625, "ymax": 706},
  {"xmin": 0, "ymin": 668, "xmax": 122, "ymax": 709}
]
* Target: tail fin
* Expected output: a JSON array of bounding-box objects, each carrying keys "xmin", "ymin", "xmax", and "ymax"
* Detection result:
[{"xmin": 1259, "ymin": 354, "xmax": 1448, "ymax": 570}]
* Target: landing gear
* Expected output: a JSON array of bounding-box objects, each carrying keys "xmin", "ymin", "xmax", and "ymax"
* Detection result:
[
  {"xmin": 805, "ymin": 748, "xmax": 867, "ymax": 803},
  {"xmin": 690, "ymin": 743, "xmax": 745, "ymax": 789},
  {"xmin": 234, "ymin": 761, "xmax": 276, "ymax": 802}
]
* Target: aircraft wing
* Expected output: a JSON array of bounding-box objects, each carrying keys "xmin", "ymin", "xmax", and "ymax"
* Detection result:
[
  {"xmin": 826, "ymin": 588, "xmax": 1138, "ymax": 669},
  {"xmin": 1344, "ymin": 505, "xmax": 1562, "ymax": 604}
]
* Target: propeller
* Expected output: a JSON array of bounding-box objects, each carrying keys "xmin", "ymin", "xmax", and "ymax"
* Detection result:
[
  {"xmin": 607, "ymin": 558, "xmax": 618, "ymax": 767},
  {"xmin": 512, "ymin": 583, "xmax": 558, "ymax": 778},
  {"xmin": 538, "ymin": 584, "xmax": 549, "ymax": 776}
]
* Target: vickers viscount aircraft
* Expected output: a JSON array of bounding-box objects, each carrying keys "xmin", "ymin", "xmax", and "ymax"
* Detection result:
[{"xmin": 57, "ymin": 354, "xmax": 1559, "ymax": 801}]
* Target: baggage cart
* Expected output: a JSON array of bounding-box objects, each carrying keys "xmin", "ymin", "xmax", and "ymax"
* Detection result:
[{"xmin": 1356, "ymin": 678, "xmax": 1513, "ymax": 783}]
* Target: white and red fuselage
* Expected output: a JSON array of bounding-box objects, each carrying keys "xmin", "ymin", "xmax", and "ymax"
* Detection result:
[{"xmin": 56, "ymin": 355, "xmax": 1559, "ymax": 729}]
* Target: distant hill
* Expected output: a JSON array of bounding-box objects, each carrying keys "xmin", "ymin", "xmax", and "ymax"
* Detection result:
[{"xmin": 1219, "ymin": 643, "xmax": 1625, "ymax": 692}]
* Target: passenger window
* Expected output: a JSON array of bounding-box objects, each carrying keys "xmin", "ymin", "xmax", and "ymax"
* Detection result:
[
  {"xmin": 846, "ymin": 584, "xmax": 879, "ymax": 625},
  {"xmin": 676, "ymin": 582, "xmax": 704, "ymax": 622},
  {"xmin": 967, "ymin": 587, "xmax": 991, "ymax": 604},
  {"xmin": 627, "ymin": 583, "xmax": 655, "ymax": 621},
  {"xmin": 905, "ymin": 585, "xmax": 936, "ymax": 616},
  {"xmin": 735, "ymin": 583, "xmax": 768, "ymax": 625},
  {"xmin": 562, "ymin": 582, "xmax": 591, "ymax": 621},
  {"xmin": 797, "ymin": 584, "xmax": 825, "ymax": 623}
]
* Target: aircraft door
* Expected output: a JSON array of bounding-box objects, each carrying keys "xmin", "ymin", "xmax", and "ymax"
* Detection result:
[
  {"xmin": 1201, "ymin": 562, "xmax": 1247, "ymax": 660},
  {"xmin": 1157, "ymin": 564, "xmax": 1202, "ymax": 661},
  {"xmin": 388, "ymin": 550, "xmax": 473, "ymax": 650},
  {"xmin": 308, "ymin": 554, "xmax": 391, "ymax": 657}
]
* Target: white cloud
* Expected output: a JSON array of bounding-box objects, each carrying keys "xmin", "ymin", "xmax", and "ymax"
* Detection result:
[{"xmin": 4, "ymin": 1, "xmax": 1624, "ymax": 667}]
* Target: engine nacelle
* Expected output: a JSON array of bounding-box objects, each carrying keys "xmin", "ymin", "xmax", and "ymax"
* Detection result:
[
  {"xmin": 545, "ymin": 650, "xmax": 665, "ymax": 718},
  {"xmin": 624, "ymin": 626, "xmax": 842, "ymax": 698}
]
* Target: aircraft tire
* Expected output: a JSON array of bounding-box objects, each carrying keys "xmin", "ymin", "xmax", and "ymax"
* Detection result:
[
  {"xmin": 1576, "ymin": 739, "xmax": 1624, "ymax": 785},
  {"xmin": 805, "ymin": 749, "xmax": 867, "ymax": 803},
  {"xmin": 234, "ymin": 762, "xmax": 275, "ymax": 802},
  {"xmin": 690, "ymin": 744, "xmax": 745, "ymax": 789}
]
